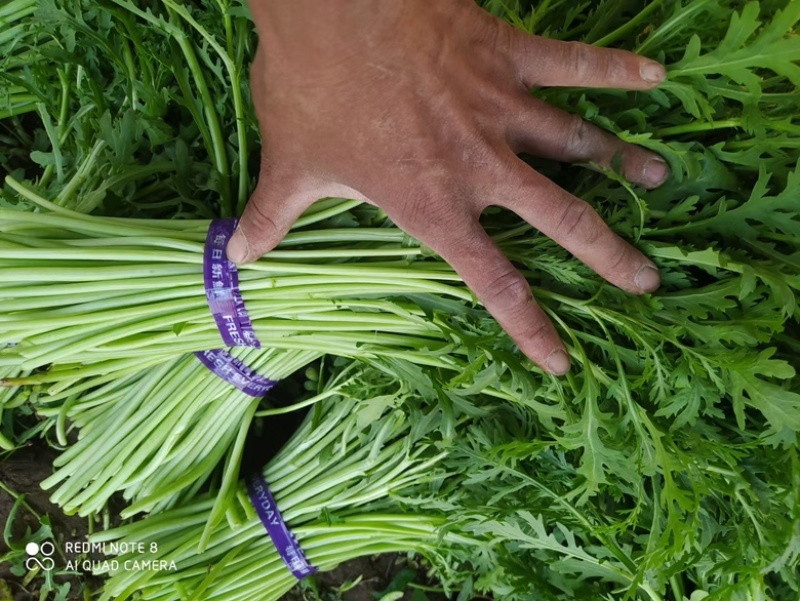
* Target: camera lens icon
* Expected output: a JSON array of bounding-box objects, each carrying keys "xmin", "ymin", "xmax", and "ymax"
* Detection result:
[{"xmin": 25, "ymin": 541, "xmax": 55, "ymax": 571}]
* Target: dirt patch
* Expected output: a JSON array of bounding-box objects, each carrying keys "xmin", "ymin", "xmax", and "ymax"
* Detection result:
[
  {"xmin": 0, "ymin": 446, "xmax": 90, "ymax": 555},
  {"xmin": 1, "ymin": 445, "xmax": 102, "ymax": 600}
]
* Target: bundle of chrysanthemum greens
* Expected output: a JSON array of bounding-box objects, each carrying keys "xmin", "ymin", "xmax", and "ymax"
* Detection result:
[
  {"xmin": 90, "ymin": 372, "xmax": 473, "ymax": 601},
  {"xmin": 36, "ymin": 347, "xmax": 321, "ymax": 519},
  {"xmin": 0, "ymin": 178, "xmax": 475, "ymax": 376}
]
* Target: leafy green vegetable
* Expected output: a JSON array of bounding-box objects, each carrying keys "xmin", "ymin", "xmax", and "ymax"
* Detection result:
[
  {"xmin": 1, "ymin": 0, "xmax": 799, "ymax": 600},
  {"xmin": 1, "ymin": 0, "xmax": 258, "ymax": 218}
]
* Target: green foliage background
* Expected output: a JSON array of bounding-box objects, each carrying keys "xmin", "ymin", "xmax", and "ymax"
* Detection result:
[{"xmin": 1, "ymin": 1, "xmax": 799, "ymax": 600}]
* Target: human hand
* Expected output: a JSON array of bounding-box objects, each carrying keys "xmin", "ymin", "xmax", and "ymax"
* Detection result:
[{"xmin": 230, "ymin": 0, "xmax": 669, "ymax": 375}]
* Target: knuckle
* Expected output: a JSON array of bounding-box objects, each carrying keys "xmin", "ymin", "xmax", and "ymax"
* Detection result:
[
  {"xmin": 394, "ymin": 179, "xmax": 459, "ymax": 236},
  {"xmin": 563, "ymin": 42, "xmax": 590, "ymax": 80},
  {"xmin": 396, "ymin": 194, "xmax": 429, "ymax": 234},
  {"xmin": 492, "ymin": 20, "xmax": 520, "ymax": 66},
  {"xmin": 474, "ymin": 15, "xmax": 500, "ymax": 48},
  {"xmin": 483, "ymin": 270, "xmax": 532, "ymax": 315},
  {"xmin": 564, "ymin": 114, "xmax": 594, "ymax": 161},
  {"xmin": 553, "ymin": 199, "xmax": 600, "ymax": 243},
  {"xmin": 606, "ymin": 244, "xmax": 630, "ymax": 273},
  {"xmin": 518, "ymin": 319, "xmax": 551, "ymax": 347},
  {"xmin": 563, "ymin": 41, "xmax": 606, "ymax": 82},
  {"xmin": 501, "ymin": 25, "xmax": 538, "ymax": 81},
  {"xmin": 245, "ymin": 194, "xmax": 281, "ymax": 239}
]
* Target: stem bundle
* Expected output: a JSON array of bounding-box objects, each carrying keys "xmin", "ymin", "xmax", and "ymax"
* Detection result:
[
  {"xmin": 0, "ymin": 185, "xmax": 474, "ymax": 376},
  {"xmin": 38, "ymin": 348, "xmax": 321, "ymax": 519},
  {"xmin": 92, "ymin": 381, "xmax": 461, "ymax": 601}
]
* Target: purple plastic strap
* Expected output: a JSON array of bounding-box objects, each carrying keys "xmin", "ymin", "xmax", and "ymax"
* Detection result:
[
  {"xmin": 247, "ymin": 472, "xmax": 316, "ymax": 580},
  {"xmin": 194, "ymin": 350, "xmax": 277, "ymax": 397},
  {"xmin": 203, "ymin": 219, "xmax": 260, "ymax": 348}
]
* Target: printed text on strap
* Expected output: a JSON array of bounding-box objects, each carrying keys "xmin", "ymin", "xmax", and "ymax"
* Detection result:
[
  {"xmin": 247, "ymin": 473, "xmax": 316, "ymax": 580},
  {"xmin": 203, "ymin": 219, "xmax": 260, "ymax": 348}
]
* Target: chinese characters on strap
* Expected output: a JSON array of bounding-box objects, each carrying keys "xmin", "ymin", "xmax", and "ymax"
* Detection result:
[
  {"xmin": 203, "ymin": 218, "xmax": 260, "ymax": 348},
  {"xmin": 195, "ymin": 219, "xmax": 275, "ymax": 394}
]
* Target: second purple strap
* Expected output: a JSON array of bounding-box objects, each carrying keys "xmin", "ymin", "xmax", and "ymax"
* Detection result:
[
  {"xmin": 203, "ymin": 219, "xmax": 260, "ymax": 348},
  {"xmin": 194, "ymin": 349, "xmax": 277, "ymax": 397}
]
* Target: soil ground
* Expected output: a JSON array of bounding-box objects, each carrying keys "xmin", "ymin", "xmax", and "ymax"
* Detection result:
[{"xmin": 0, "ymin": 445, "xmax": 103, "ymax": 600}]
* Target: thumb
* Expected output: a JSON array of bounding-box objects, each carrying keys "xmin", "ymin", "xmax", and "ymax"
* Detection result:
[{"xmin": 226, "ymin": 173, "xmax": 309, "ymax": 265}]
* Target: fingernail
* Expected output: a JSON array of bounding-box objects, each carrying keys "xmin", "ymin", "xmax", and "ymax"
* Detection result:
[
  {"xmin": 635, "ymin": 264, "xmax": 660, "ymax": 292},
  {"xmin": 226, "ymin": 228, "xmax": 250, "ymax": 264},
  {"xmin": 644, "ymin": 157, "xmax": 669, "ymax": 187},
  {"xmin": 545, "ymin": 349, "xmax": 570, "ymax": 376},
  {"xmin": 640, "ymin": 61, "xmax": 666, "ymax": 84}
]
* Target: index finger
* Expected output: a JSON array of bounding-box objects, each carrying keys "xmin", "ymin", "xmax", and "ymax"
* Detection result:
[
  {"xmin": 495, "ymin": 158, "xmax": 661, "ymax": 295},
  {"xmin": 430, "ymin": 224, "xmax": 571, "ymax": 376}
]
